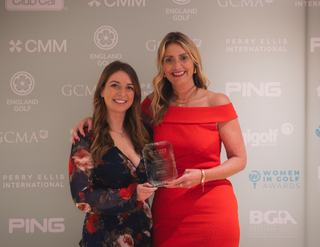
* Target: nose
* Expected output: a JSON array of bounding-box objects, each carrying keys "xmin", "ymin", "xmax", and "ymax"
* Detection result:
[
  {"xmin": 118, "ymin": 87, "xmax": 126, "ymax": 96},
  {"xmin": 172, "ymin": 59, "xmax": 182, "ymax": 69}
]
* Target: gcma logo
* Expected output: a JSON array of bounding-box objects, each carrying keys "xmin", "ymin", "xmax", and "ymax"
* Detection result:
[
  {"xmin": 218, "ymin": 0, "xmax": 274, "ymax": 7},
  {"xmin": 10, "ymin": 72, "xmax": 35, "ymax": 96},
  {"xmin": 249, "ymin": 170, "xmax": 261, "ymax": 189},
  {"xmin": 193, "ymin": 39, "xmax": 201, "ymax": 47},
  {"xmin": 0, "ymin": 130, "xmax": 49, "ymax": 143},
  {"xmin": 173, "ymin": 0, "xmax": 191, "ymax": 4},
  {"xmin": 94, "ymin": 26, "xmax": 118, "ymax": 50}
]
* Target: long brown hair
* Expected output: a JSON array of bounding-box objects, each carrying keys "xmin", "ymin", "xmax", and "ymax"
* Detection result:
[
  {"xmin": 151, "ymin": 32, "xmax": 210, "ymax": 125},
  {"xmin": 90, "ymin": 61, "xmax": 149, "ymax": 166}
]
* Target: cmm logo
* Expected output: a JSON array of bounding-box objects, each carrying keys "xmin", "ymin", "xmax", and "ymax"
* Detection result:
[
  {"xmin": 9, "ymin": 218, "xmax": 65, "ymax": 233},
  {"xmin": 5, "ymin": 0, "xmax": 64, "ymax": 11},
  {"xmin": 88, "ymin": 0, "xmax": 146, "ymax": 7},
  {"xmin": 9, "ymin": 39, "xmax": 67, "ymax": 53}
]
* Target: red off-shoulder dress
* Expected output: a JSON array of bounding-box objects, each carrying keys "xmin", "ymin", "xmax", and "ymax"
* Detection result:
[{"xmin": 141, "ymin": 97, "xmax": 240, "ymax": 247}]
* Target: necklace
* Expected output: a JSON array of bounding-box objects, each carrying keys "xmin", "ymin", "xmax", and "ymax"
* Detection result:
[
  {"xmin": 110, "ymin": 129, "xmax": 125, "ymax": 138},
  {"xmin": 172, "ymin": 87, "xmax": 199, "ymax": 107}
]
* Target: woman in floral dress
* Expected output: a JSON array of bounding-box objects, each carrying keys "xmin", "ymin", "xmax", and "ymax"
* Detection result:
[{"xmin": 69, "ymin": 61, "xmax": 157, "ymax": 247}]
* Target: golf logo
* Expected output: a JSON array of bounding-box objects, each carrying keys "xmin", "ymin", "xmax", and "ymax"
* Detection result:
[
  {"xmin": 248, "ymin": 169, "xmax": 300, "ymax": 189},
  {"xmin": 167, "ymin": 0, "xmax": 197, "ymax": 21},
  {"xmin": 281, "ymin": 123, "xmax": 294, "ymax": 135},
  {"xmin": 10, "ymin": 72, "xmax": 35, "ymax": 96},
  {"xmin": 249, "ymin": 170, "xmax": 261, "ymax": 189},
  {"xmin": 94, "ymin": 26, "xmax": 118, "ymax": 50},
  {"xmin": 316, "ymin": 126, "xmax": 320, "ymax": 137}
]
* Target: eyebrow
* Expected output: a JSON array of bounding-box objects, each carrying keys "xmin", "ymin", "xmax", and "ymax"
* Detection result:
[
  {"xmin": 109, "ymin": 80, "xmax": 134, "ymax": 86},
  {"xmin": 164, "ymin": 52, "xmax": 189, "ymax": 57}
]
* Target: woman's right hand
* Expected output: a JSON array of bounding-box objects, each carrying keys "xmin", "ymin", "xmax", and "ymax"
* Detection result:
[
  {"xmin": 72, "ymin": 117, "xmax": 93, "ymax": 144},
  {"xmin": 136, "ymin": 183, "xmax": 157, "ymax": 201}
]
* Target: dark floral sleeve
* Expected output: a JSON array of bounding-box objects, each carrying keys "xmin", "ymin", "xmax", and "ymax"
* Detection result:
[{"xmin": 69, "ymin": 130, "xmax": 138, "ymax": 216}]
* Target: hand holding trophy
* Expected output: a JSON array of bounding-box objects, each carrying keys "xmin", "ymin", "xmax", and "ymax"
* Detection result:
[{"xmin": 142, "ymin": 141, "xmax": 178, "ymax": 187}]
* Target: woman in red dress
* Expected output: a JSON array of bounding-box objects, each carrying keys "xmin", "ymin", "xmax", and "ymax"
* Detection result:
[{"xmin": 73, "ymin": 32, "xmax": 246, "ymax": 247}]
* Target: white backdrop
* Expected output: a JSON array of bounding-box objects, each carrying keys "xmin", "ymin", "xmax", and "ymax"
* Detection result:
[{"xmin": 0, "ymin": 1, "xmax": 319, "ymax": 246}]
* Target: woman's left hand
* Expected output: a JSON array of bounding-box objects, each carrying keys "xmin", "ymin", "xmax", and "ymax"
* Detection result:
[{"xmin": 165, "ymin": 169, "xmax": 202, "ymax": 189}]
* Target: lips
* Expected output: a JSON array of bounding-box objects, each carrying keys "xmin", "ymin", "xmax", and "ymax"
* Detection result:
[
  {"xmin": 172, "ymin": 71, "xmax": 186, "ymax": 77},
  {"xmin": 113, "ymin": 99, "xmax": 127, "ymax": 104}
]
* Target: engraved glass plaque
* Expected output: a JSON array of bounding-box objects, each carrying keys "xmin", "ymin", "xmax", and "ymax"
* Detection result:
[{"xmin": 142, "ymin": 141, "xmax": 178, "ymax": 187}]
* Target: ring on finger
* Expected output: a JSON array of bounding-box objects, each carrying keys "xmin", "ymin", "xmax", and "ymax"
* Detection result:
[{"xmin": 180, "ymin": 183, "xmax": 183, "ymax": 188}]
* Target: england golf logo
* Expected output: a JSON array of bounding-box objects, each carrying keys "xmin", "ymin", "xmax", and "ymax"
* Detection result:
[
  {"xmin": 7, "ymin": 72, "xmax": 39, "ymax": 112},
  {"xmin": 173, "ymin": 0, "xmax": 191, "ymax": 4},
  {"xmin": 94, "ymin": 26, "xmax": 118, "ymax": 50},
  {"xmin": 90, "ymin": 26, "xmax": 122, "ymax": 66},
  {"xmin": 10, "ymin": 72, "xmax": 35, "ymax": 96},
  {"xmin": 166, "ymin": 0, "xmax": 197, "ymax": 21}
]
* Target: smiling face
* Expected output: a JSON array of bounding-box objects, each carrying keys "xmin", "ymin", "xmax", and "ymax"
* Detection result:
[
  {"xmin": 162, "ymin": 43, "xmax": 195, "ymax": 89},
  {"xmin": 100, "ymin": 70, "xmax": 135, "ymax": 115}
]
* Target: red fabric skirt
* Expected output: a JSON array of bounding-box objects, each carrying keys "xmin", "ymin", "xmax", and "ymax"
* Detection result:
[{"xmin": 152, "ymin": 179, "xmax": 240, "ymax": 247}]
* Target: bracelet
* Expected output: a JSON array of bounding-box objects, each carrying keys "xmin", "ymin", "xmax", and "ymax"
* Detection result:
[{"xmin": 200, "ymin": 169, "xmax": 205, "ymax": 192}]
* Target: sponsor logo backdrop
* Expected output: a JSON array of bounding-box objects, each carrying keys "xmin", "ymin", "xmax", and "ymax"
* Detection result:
[{"xmin": 0, "ymin": 1, "xmax": 319, "ymax": 246}]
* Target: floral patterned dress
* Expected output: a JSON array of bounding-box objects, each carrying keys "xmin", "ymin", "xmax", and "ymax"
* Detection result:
[{"xmin": 69, "ymin": 128, "xmax": 152, "ymax": 247}]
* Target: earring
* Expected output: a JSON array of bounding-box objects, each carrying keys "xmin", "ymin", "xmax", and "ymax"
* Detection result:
[
  {"xmin": 101, "ymin": 97, "xmax": 104, "ymax": 102},
  {"xmin": 194, "ymin": 68, "xmax": 197, "ymax": 74},
  {"xmin": 163, "ymin": 74, "xmax": 166, "ymax": 78}
]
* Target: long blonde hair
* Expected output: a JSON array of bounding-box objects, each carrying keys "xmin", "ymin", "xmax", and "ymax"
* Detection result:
[
  {"xmin": 90, "ymin": 61, "xmax": 149, "ymax": 166},
  {"xmin": 151, "ymin": 32, "xmax": 209, "ymax": 125}
]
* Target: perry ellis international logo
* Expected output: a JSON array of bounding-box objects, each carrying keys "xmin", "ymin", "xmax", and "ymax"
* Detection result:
[{"xmin": 5, "ymin": 0, "xmax": 64, "ymax": 11}]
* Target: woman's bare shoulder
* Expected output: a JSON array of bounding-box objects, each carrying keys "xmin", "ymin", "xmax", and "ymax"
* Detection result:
[{"xmin": 206, "ymin": 91, "xmax": 231, "ymax": 107}]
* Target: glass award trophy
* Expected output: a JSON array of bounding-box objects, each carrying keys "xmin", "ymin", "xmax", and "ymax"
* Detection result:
[{"xmin": 142, "ymin": 141, "xmax": 178, "ymax": 187}]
